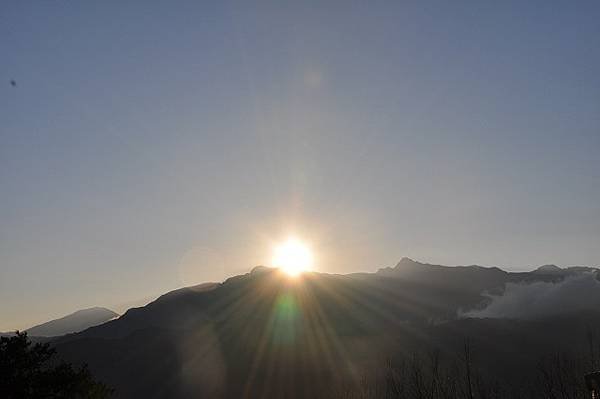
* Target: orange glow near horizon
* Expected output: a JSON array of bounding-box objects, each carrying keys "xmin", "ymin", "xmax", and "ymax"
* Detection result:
[{"xmin": 272, "ymin": 238, "xmax": 314, "ymax": 277}]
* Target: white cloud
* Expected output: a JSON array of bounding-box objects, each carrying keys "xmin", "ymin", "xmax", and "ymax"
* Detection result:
[{"xmin": 463, "ymin": 272, "xmax": 600, "ymax": 319}]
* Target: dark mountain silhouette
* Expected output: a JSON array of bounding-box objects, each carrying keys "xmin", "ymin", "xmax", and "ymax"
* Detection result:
[
  {"xmin": 534, "ymin": 264, "xmax": 564, "ymax": 274},
  {"xmin": 51, "ymin": 260, "xmax": 600, "ymax": 398},
  {"xmin": 25, "ymin": 307, "xmax": 118, "ymax": 337}
]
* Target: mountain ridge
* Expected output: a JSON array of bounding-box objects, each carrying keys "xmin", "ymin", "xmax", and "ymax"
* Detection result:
[
  {"xmin": 51, "ymin": 259, "xmax": 600, "ymax": 398},
  {"xmin": 25, "ymin": 307, "xmax": 118, "ymax": 337}
]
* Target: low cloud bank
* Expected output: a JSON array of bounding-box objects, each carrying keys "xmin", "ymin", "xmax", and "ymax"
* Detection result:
[{"xmin": 463, "ymin": 272, "xmax": 600, "ymax": 319}]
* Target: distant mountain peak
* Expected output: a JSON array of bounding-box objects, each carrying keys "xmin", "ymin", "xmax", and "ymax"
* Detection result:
[
  {"xmin": 26, "ymin": 307, "xmax": 118, "ymax": 337},
  {"xmin": 250, "ymin": 265, "xmax": 273, "ymax": 274},
  {"xmin": 397, "ymin": 257, "xmax": 419, "ymax": 266},
  {"xmin": 534, "ymin": 264, "xmax": 563, "ymax": 274}
]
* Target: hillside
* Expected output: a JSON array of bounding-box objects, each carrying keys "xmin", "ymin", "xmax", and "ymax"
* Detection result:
[
  {"xmin": 53, "ymin": 260, "xmax": 600, "ymax": 398},
  {"xmin": 26, "ymin": 307, "xmax": 118, "ymax": 337}
]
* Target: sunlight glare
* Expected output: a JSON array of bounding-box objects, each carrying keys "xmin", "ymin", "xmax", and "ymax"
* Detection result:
[{"xmin": 272, "ymin": 238, "xmax": 314, "ymax": 277}]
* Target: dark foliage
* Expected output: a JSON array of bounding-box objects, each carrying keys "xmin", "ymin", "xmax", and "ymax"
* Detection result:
[
  {"xmin": 334, "ymin": 347, "xmax": 593, "ymax": 399},
  {"xmin": 0, "ymin": 332, "xmax": 112, "ymax": 399}
]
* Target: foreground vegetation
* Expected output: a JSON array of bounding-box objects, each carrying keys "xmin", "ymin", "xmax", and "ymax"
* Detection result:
[
  {"xmin": 0, "ymin": 332, "xmax": 112, "ymax": 399},
  {"xmin": 335, "ymin": 339, "xmax": 596, "ymax": 399}
]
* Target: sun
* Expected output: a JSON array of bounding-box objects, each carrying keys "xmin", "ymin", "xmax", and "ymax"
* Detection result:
[{"xmin": 272, "ymin": 238, "xmax": 314, "ymax": 277}]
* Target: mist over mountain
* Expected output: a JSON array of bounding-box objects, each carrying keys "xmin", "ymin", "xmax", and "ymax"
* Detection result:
[
  {"xmin": 464, "ymin": 272, "xmax": 600, "ymax": 319},
  {"xmin": 48, "ymin": 259, "xmax": 600, "ymax": 398},
  {"xmin": 25, "ymin": 307, "xmax": 118, "ymax": 337}
]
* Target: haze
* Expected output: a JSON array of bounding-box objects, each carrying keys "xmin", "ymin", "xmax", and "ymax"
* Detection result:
[{"xmin": 1, "ymin": 1, "xmax": 599, "ymax": 331}]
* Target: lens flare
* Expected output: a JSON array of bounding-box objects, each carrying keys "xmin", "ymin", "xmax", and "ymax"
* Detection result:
[{"xmin": 272, "ymin": 238, "xmax": 314, "ymax": 277}]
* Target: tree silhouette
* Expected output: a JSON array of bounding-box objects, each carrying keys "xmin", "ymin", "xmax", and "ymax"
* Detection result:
[{"xmin": 0, "ymin": 332, "xmax": 112, "ymax": 398}]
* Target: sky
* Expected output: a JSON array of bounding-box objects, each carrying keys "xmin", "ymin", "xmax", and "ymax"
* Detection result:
[{"xmin": 1, "ymin": 1, "xmax": 599, "ymax": 330}]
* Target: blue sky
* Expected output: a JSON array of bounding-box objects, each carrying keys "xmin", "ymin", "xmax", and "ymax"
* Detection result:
[{"xmin": 1, "ymin": 1, "xmax": 599, "ymax": 329}]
